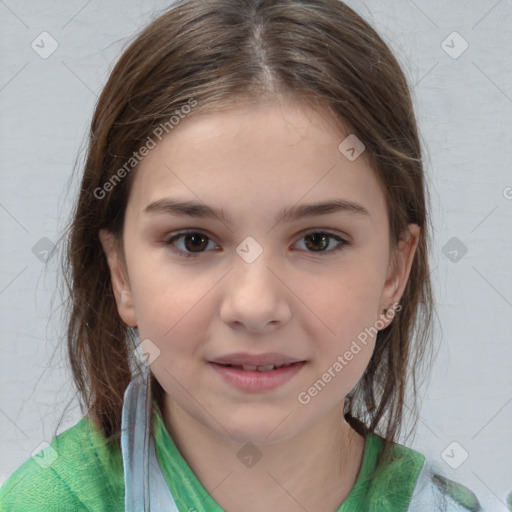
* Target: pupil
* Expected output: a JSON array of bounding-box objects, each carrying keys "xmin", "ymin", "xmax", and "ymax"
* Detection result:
[
  {"xmin": 305, "ymin": 233, "xmax": 328, "ymax": 251},
  {"xmin": 185, "ymin": 233, "xmax": 207, "ymax": 252}
]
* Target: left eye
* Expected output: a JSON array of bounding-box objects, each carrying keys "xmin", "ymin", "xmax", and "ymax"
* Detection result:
[
  {"xmin": 295, "ymin": 231, "xmax": 348, "ymax": 253},
  {"xmin": 164, "ymin": 230, "xmax": 349, "ymax": 258}
]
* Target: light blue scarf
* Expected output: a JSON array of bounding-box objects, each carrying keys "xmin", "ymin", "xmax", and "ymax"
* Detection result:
[{"xmin": 121, "ymin": 370, "xmax": 179, "ymax": 512}]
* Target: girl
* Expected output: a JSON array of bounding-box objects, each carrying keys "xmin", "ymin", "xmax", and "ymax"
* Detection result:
[{"xmin": 0, "ymin": 0, "xmax": 495, "ymax": 510}]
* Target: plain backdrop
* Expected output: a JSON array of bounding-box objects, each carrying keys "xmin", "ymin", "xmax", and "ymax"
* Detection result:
[{"xmin": 0, "ymin": 0, "xmax": 511, "ymax": 509}]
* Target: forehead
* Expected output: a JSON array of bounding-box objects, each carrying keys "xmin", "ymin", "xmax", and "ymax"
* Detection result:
[{"xmin": 126, "ymin": 98, "xmax": 387, "ymax": 227}]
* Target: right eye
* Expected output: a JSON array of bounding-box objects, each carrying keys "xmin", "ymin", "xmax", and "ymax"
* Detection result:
[{"xmin": 163, "ymin": 230, "xmax": 219, "ymax": 258}]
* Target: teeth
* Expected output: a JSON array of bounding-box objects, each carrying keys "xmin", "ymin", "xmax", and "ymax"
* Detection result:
[
  {"xmin": 221, "ymin": 362, "xmax": 298, "ymax": 371},
  {"xmin": 256, "ymin": 364, "xmax": 275, "ymax": 371},
  {"xmin": 236, "ymin": 363, "xmax": 292, "ymax": 371}
]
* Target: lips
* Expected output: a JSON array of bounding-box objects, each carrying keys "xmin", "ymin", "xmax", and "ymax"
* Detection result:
[{"xmin": 209, "ymin": 360, "xmax": 306, "ymax": 392}]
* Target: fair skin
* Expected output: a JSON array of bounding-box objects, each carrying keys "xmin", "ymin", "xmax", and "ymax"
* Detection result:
[{"xmin": 100, "ymin": 96, "xmax": 419, "ymax": 512}]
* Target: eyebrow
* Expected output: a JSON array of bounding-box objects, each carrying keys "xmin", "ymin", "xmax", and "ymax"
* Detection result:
[{"xmin": 144, "ymin": 197, "xmax": 370, "ymax": 225}]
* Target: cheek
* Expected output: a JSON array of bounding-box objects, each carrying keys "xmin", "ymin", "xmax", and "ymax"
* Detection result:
[
  {"xmin": 298, "ymin": 257, "xmax": 386, "ymax": 342},
  {"xmin": 131, "ymin": 272, "xmax": 210, "ymax": 395},
  {"xmin": 297, "ymin": 256, "xmax": 385, "ymax": 392},
  {"xmin": 126, "ymin": 254, "xmax": 213, "ymax": 355}
]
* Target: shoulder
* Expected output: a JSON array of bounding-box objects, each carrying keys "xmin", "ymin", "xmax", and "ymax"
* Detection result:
[
  {"xmin": 360, "ymin": 434, "xmax": 426, "ymax": 509},
  {"xmin": 0, "ymin": 415, "xmax": 125, "ymax": 512},
  {"xmin": 360, "ymin": 435, "xmax": 484, "ymax": 511},
  {"xmin": 407, "ymin": 458, "xmax": 484, "ymax": 512}
]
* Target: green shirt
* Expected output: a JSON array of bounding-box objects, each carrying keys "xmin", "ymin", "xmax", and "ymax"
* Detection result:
[{"xmin": 0, "ymin": 406, "xmax": 477, "ymax": 511}]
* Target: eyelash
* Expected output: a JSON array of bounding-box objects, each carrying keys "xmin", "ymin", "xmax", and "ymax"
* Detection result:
[{"xmin": 163, "ymin": 229, "xmax": 350, "ymax": 259}]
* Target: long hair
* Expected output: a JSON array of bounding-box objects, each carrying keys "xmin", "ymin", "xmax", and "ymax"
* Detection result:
[{"xmin": 63, "ymin": 0, "xmax": 435, "ymax": 472}]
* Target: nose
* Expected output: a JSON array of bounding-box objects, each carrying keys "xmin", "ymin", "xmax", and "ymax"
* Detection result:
[{"xmin": 219, "ymin": 247, "xmax": 292, "ymax": 333}]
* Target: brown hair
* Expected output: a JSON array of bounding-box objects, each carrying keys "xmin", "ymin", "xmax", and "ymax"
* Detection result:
[{"xmin": 63, "ymin": 0, "xmax": 434, "ymax": 472}]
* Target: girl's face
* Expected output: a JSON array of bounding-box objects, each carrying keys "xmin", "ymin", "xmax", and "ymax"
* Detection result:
[{"xmin": 100, "ymin": 97, "xmax": 419, "ymax": 445}]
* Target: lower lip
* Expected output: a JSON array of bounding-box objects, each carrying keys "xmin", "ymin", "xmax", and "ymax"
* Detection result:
[{"xmin": 208, "ymin": 361, "xmax": 306, "ymax": 392}]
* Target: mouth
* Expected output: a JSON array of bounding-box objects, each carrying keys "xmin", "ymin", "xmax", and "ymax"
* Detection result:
[{"xmin": 208, "ymin": 360, "xmax": 307, "ymax": 392}]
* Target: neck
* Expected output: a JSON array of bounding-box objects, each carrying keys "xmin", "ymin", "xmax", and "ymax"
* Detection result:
[{"xmin": 161, "ymin": 398, "xmax": 365, "ymax": 512}]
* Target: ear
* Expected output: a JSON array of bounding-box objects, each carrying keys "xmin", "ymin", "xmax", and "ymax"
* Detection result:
[
  {"xmin": 98, "ymin": 229, "xmax": 137, "ymax": 327},
  {"xmin": 377, "ymin": 223, "xmax": 420, "ymax": 328}
]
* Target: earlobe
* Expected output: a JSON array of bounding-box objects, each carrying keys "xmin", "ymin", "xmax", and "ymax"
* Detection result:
[
  {"xmin": 378, "ymin": 224, "xmax": 420, "ymax": 328},
  {"xmin": 98, "ymin": 229, "xmax": 138, "ymax": 327}
]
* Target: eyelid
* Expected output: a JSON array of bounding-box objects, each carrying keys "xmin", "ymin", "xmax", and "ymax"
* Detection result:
[
  {"xmin": 298, "ymin": 227, "xmax": 349, "ymax": 240},
  {"xmin": 164, "ymin": 227, "xmax": 349, "ymax": 241},
  {"xmin": 163, "ymin": 228, "xmax": 220, "ymax": 247}
]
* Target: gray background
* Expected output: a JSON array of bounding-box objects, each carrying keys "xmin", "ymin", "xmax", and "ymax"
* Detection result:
[{"xmin": 0, "ymin": 0, "xmax": 511, "ymax": 509}]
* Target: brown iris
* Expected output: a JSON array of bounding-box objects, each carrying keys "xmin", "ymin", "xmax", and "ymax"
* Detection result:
[{"xmin": 304, "ymin": 233, "xmax": 329, "ymax": 252}]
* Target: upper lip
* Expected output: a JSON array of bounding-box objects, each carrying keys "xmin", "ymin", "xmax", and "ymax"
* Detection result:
[{"xmin": 209, "ymin": 352, "xmax": 305, "ymax": 366}]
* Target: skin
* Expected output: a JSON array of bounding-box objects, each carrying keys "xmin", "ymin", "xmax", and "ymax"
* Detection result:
[{"xmin": 100, "ymin": 96, "xmax": 420, "ymax": 512}]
